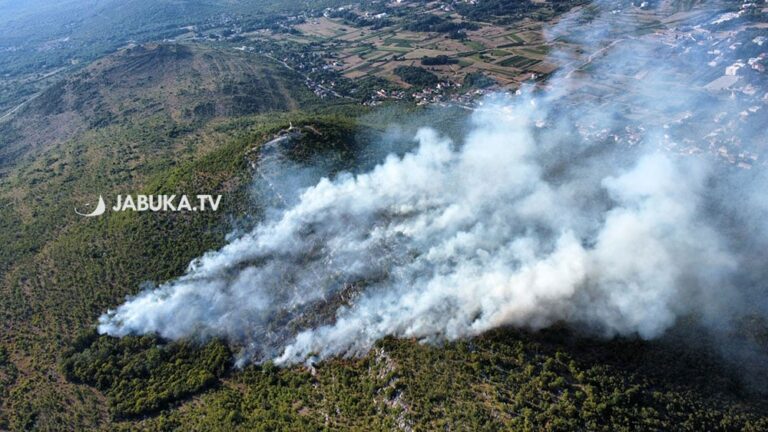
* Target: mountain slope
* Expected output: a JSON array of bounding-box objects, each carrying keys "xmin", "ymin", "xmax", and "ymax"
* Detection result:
[
  {"xmin": 0, "ymin": 43, "xmax": 313, "ymax": 174},
  {"xmin": 0, "ymin": 41, "xmax": 316, "ymax": 275},
  {"xmin": 0, "ymin": 111, "xmax": 366, "ymax": 430},
  {"xmin": 0, "ymin": 41, "xmax": 334, "ymax": 429},
  {"xmin": 4, "ymin": 103, "xmax": 767, "ymax": 430}
]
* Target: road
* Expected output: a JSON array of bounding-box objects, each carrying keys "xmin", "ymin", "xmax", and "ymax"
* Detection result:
[
  {"xmin": 0, "ymin": 66, "xmax": 67, "ymax": 122},
  {"xmin": 0, "ymin": 92, "xmax": 40, "ymax": 122}
]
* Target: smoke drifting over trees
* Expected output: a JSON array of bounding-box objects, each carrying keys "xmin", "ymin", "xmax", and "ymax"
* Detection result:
[{"xmin": 99, "ymin": 1, "xmax": 768, "ymax": 369}]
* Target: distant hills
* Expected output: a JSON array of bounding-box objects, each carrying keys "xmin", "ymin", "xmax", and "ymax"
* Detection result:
[
  {"xmin": 0, "ymin": 43, "xmax": 313, "ymax": 174},
  {"xmin": 0, "ymin": 0, "xmax": 350, "ymax": 76}
]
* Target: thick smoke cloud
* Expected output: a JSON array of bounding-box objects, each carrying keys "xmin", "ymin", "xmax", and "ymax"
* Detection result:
[{"xmin": 99, "ymin": 1, "xmax": 768, "ymax": 366}]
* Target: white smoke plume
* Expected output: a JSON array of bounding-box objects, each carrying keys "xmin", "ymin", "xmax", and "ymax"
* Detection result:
[{"xmin": 99, "ymin": 1, "xmax": 768, "ymax": 366}]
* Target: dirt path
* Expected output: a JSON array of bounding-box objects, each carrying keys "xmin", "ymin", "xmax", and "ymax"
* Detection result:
[{"xmin": 0, "ymin": 92, "xmax": 40, "ymax": 122}]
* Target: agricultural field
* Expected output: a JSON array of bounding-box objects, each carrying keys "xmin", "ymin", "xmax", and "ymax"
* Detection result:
[{"xmin": 269, "ymin": 2, "xmax": 571, "ymax": 93}]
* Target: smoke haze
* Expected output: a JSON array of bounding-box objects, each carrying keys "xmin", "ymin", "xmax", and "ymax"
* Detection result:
[{"xmin": 99, "ymin": 1, "xmax": 768, "ymax": 367}]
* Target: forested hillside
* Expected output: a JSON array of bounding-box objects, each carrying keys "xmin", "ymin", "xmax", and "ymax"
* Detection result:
[
  {"xmin": 2, "ymin": 91, "xmax": 767, "ymax": 428},
  {"xmin": 0, "ymin": 38, "xmax": 338, "ymax": 428},
  {"xmin": 1, "ymin": 0, "xmax": 767, "ymax": 430}
]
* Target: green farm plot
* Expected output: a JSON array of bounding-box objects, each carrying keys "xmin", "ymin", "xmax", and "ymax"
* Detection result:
[
  {"xmin": 479, "ymin": 65, "xmax": 520, "ymax": 79},
  {"xmin": 346, "ymin": 62, "xmax": 373, "ymax": 73},
  {"xmin": 361, "ymin": 50, "xmax": 391, "ymax": 61},
  {"xmin": 356, "ymin": 30, "xmax": 391, "ymax": 42},
  {"xmin": 457, "ymin": 50, "xmax": 478, "ymax": 57},
  {"xmin": 521, "ymin": 45, "xmax": 550, "ymax": 56},
  {"xmin": 497, "ymin": 55, "xmax": 541, "ymax": 69},
  {"xmin": 464, "ymin": 40, "xmax": 486, "ymax": 51},
  {"xmin": 504, "ymin": 33, "xmax": 525, "ymax": 44},
  {"xmin": 379, "ymin": 45, "xmax": 412, "ymax": 53},
  {"xmin": 383, "ymin": 37, "xmax": 414, "ymax": 48},
  {"xmin": 351, "ymin": 45, "xmax": 374, "ymax": 55}
]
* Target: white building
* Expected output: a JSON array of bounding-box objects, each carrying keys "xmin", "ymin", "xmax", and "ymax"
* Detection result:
[{"xmin": 725, "ymin": 61, "xmax": 745, "ymax": 76}]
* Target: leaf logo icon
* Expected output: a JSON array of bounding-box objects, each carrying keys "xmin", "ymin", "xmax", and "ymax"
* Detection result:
[{"xmin": 75, "ymin": 195, "xmax": 107, "ymax": 217}]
